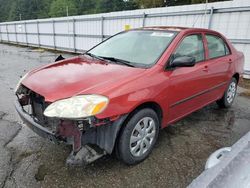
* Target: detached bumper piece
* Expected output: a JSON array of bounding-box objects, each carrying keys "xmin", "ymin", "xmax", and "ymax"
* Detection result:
[
  {"xmin": 66, "ymin": 145, "xmax": 105, "ymax": 166},
  {"xmin": 15, "ymin": 91, "xmax": 127, "ymax": 166}
]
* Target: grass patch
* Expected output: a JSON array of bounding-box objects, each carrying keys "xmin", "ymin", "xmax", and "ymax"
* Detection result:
[
  {"xmin": 239, "ymin": 90, "xmax": 250, "ymax": 98},
  {"xmin": 239, "ymin": 78, "xmax": 250, "ymax": 90}
]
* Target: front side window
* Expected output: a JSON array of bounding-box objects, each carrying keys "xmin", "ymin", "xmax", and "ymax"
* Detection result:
[
  {"xmin": 88, "ymin": 30, "xmax": 177, "ymax": 67},
  {"xmin": 173, "ymin": 34, "xmax": 205, "ymax": 63},
  {"xmin": 206, "ymin": 34, "xmax": 230, "ymax": 59}
]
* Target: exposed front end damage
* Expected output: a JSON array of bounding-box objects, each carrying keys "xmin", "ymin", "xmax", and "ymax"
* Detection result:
[{"xmin": 15, "ymin": 85, "xmax": 127, "ymax": 166}]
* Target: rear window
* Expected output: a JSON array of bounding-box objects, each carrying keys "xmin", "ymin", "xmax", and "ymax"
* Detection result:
[{"xmin": 206, "ymin": 34, "xmax": 230, "ymax": 59}]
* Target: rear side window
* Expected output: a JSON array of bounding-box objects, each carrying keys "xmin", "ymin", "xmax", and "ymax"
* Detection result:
[
  {"xmin": 205, "ymin": 34, "xmax": 230, "ymax": 59},
  {"xmin": 173, "ymin": 34, "xmax": 205, "ymax": 63}
]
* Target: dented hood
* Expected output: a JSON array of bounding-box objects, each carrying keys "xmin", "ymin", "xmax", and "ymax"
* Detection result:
[{"xmin": 22, "ymin": 55, "xmax": 146, "ymax": 102}]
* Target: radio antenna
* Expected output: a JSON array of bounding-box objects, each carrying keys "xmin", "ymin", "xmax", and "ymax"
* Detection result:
[
  {"xmin": 204, "ymin": 0, "xmax": 208, "ymax": 27},
  {"xmin": 192, "ymin": 0, "xmax": 209, "ymax": 28}
]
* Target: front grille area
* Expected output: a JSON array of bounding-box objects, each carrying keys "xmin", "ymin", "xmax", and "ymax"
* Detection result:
[
  {"xmin": 30, "ymin": 91, "xmax": 49, "ymax": 124},
  {"xmin": 17, "ymin": 85, "xmax": 59, "ymax": 131}
]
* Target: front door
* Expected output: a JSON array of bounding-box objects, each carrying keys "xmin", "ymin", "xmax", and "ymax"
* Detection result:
[{"xmin": 167, "ymin": 33, "xmax": 210, "ymax": 123}]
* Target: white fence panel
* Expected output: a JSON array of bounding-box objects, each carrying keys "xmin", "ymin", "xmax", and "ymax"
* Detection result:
[
  {"xmin": 75, "ymin": 20, "xmax": 102, "ymax": 35},
  {"xmin": 8, "ymin": 33, "xmax": 16, "ymax": 42},
  {"xmin": 26, "ymin": 23, "xmax": 37, "ymax": 33},
  {"xmin": 16, "ymin": 34, "xmax": 26, "ymax": 43},
  {"xmin": 40, "ymin": 35, "xmax": 54, "ymax": 47},
  {"xmin": 75, "ymin": 37, "xmax": 100, "ymax": 52},
  {"xmin": 234, "ymin": 43, "xmax": 250, "ymax": 71},
  {"xmin": 104, "ymin": 18, "xmax": 142, "ymax": 35},
  {"xmin": 39, "ymin": 22, "xmax": 53, "ymax": 33},
  {"xmin": 27, "ymin": 34, "xmax": 38, "ymax": 45}
]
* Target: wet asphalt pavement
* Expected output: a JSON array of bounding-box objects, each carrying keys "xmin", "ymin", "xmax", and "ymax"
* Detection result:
[{"xmin": 0, "ymin": 43, "xmax": 250, "ymax": 188}]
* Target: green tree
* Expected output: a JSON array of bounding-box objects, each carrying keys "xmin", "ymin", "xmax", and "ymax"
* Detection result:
[
  {"xmin": 74, "ymin": 0, "xmax": 99, "ymax": 14},
  {"xmin": 49, "ymin": 0, "xmax": 77, "ymax": 17},
  {"xmin": 135, "ymin": 0, "xmax": 166, "ymax": 8},
  {"xmin": 166, "ymin": 0, "xmax": 191, "ymax": 6},
  {"xmin": 0, "ymin": 0, "xmax": 19, "ymax": 22},
  {"xmin": 0, "ymin": 0, "xmax": 229, "ymax": 22},
  {"xmin": 37, "ymin": 0, "xmax": 54, "ymax": 18},
  {"xmin": 166, "ymin": 0, "xmax": 227, "ymax": 6},
  {"xmin": 7, "ymin": 0, "xmax": 19, "ymax": 21},
  {"xmin": 96, "ymin": 0, "xmax": 138, "ymax": 13},
  {"xmin": 18, "ymin": 0, "xmax": 52, "ymax": 20}
]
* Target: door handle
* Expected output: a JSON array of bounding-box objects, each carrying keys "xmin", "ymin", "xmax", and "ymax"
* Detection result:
[
  {"xmin": 228, "ymin": 59, "xmax": 233, "ymax": 64},
  {"xmin": 202, "ymin": 65, "xmax": 208, "ymax": 72}
]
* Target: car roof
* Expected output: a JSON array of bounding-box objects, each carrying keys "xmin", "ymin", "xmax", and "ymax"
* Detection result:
[
  {"xmin": 138, "ymin": 26, "xmax": 216, "ymax": 33},
  {"xmin": 142, "ymin": 26, "xmax": 189, "ymax": 31}
]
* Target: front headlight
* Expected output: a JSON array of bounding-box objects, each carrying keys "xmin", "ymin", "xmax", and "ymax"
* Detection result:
[
  {"xmin": 15, "ymin": 73, "xmax": 28, "ymax": 93},
  {"xmin": 43, "ymin": 95, "xmax": 109, "ymax": 119}
]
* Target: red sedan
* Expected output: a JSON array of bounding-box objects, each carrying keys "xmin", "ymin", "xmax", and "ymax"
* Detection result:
[{"xmin": 15, "ymin": 27, "xmax": 244, "ymax": 165}]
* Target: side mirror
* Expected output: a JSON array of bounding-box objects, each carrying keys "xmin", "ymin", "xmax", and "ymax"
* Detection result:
[{"xmin": 171, "ymin": 56, "xmax": 196, "ymax": 68}]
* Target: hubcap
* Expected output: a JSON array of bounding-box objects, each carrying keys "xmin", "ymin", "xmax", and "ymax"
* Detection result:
[
  {"xmin": 227, "ymin": 82, "xmax": 236, "ymax": 104},
  {"xmin": 129, "ymin": 117, "xmax": 156, "ymax": 157}
]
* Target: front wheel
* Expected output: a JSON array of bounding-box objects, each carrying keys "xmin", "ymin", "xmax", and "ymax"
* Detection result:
[
  {"xmin": 217, "ymin": 77, "xmax": 237, "ymax": 108},
  {"xmin": 116, "ymin": 108, "xmax": 160, "ymax": 165}
]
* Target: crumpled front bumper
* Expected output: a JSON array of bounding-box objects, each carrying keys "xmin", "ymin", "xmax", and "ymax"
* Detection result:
[
  {"xmin": 15, "ymin": 98, "xmax": 128, "ymax": 155},
  {"xmin": 15, "ymin": 97, "xmax": 130, "ymax": 165},
  {"xmin": 14, "ymin": 99, "xmax": 59, "ymax": 144}
]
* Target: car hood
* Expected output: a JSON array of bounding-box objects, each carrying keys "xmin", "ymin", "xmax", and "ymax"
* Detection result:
[{"xmin": 22, "ymin": 55, "xmax": 146, "ymax": 102}]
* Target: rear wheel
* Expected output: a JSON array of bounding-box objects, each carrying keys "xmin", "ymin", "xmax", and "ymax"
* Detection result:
[
  {"xmin": 217, "ymin": 77, "xmax": 237, "ymax": 108},
  {"xmin": 116, "ymin": 108, "xmax": 159, "ymax": 165}
]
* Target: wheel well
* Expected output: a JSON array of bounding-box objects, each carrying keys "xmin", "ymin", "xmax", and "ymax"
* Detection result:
[
  {"xmin": 233, "ymin": 73, "xmax": 239, "ymax": 83},
  {"xmin": 113, "ymin": 102, "xmax": 163, "ymax": 154},
  {"xmin": 123, "ymin": 102, "xmax": 163, "ymax": 128}
]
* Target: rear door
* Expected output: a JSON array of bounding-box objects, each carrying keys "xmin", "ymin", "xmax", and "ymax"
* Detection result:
[{"xmin": 203, "ymin": 33, "xmax": 233, "ymax": 98}]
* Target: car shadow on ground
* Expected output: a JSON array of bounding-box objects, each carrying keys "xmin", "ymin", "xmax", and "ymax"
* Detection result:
[{"xmin": 22, "ymin": 99, "xmax": 249, "ymax": 187}]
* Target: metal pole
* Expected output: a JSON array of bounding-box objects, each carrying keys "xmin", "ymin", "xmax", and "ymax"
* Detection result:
[
  {"xmin": 101, "ymin": 16, "xmax": 104, "ymax": 41},
  {"xmin": 0, "ymin": 26, "xmax": 1, "ymax": 42},
  {"xmin": 203, "ymin": 0, "xmax": 208, "ymax": 28},
  {"xmin": 142, "ymin": 12, "xmax": 147, "ymax": 27},
  {"xmin": 6, "ymin": 24, "xmax": 9, "ymax": 42},
  {"xmin": 52, "ymin": 20, "xmax": 56, "ymax": 49},
  {"xmin": 208, "ymin": 7, "xmax": 214, "ymax": 29},
  {"xmin": 37, "ymin": 21, "xmax": 40, "ymax": 47},
  {"xmin": 73, "ymin": 19, "xmax": 76, "ymax": 52},
  {"xmin": 66, "ymin": 12, "xmax": 71, "ymax": 52},
  {"xmin": 14, "ymin": 23, "xmax": 18, "ymax": 44},
  {"xmin": 24, "ymin": 22, "xmax": 28, "ymax": 45},
  {"xmin": 66, "ymin": 6, "xmax": 69, "ymax": 17}
]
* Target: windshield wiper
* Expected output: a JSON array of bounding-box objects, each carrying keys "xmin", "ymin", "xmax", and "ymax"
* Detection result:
[
  {"xmin": 85, "ymin": 53, "xmax": 135, "ymax": 67},
  {"xmin": 99, "ymin": 56, "xmax": 135, "ymax": 67},
  {"xmin": 84, "ymin": 52, "xmax": 106, "ymax": 61}
]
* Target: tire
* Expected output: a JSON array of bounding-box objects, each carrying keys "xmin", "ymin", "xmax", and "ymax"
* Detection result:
[
  {"xmin": 217, "ymin": 77, "xmax": 237, "ymax": 108},
  {"xmin": 116, "ymin": 108, "xmax": 160, "ymax": 165}
]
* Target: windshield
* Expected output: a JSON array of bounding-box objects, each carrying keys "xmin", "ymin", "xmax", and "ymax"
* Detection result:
[{"xmin": 88, "ymin": 30, "xmax": 177, "ymax": 67}]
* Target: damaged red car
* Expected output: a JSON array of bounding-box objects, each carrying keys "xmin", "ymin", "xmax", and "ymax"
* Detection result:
[{"xmin": 15, "ymin": 27, "xmax": 244, "ymax": 165}]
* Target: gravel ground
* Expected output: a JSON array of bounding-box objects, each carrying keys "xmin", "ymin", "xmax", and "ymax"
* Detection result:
[{"xmin": 0, "ymin": 43, "xmax": 250, "ymax": 188}]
